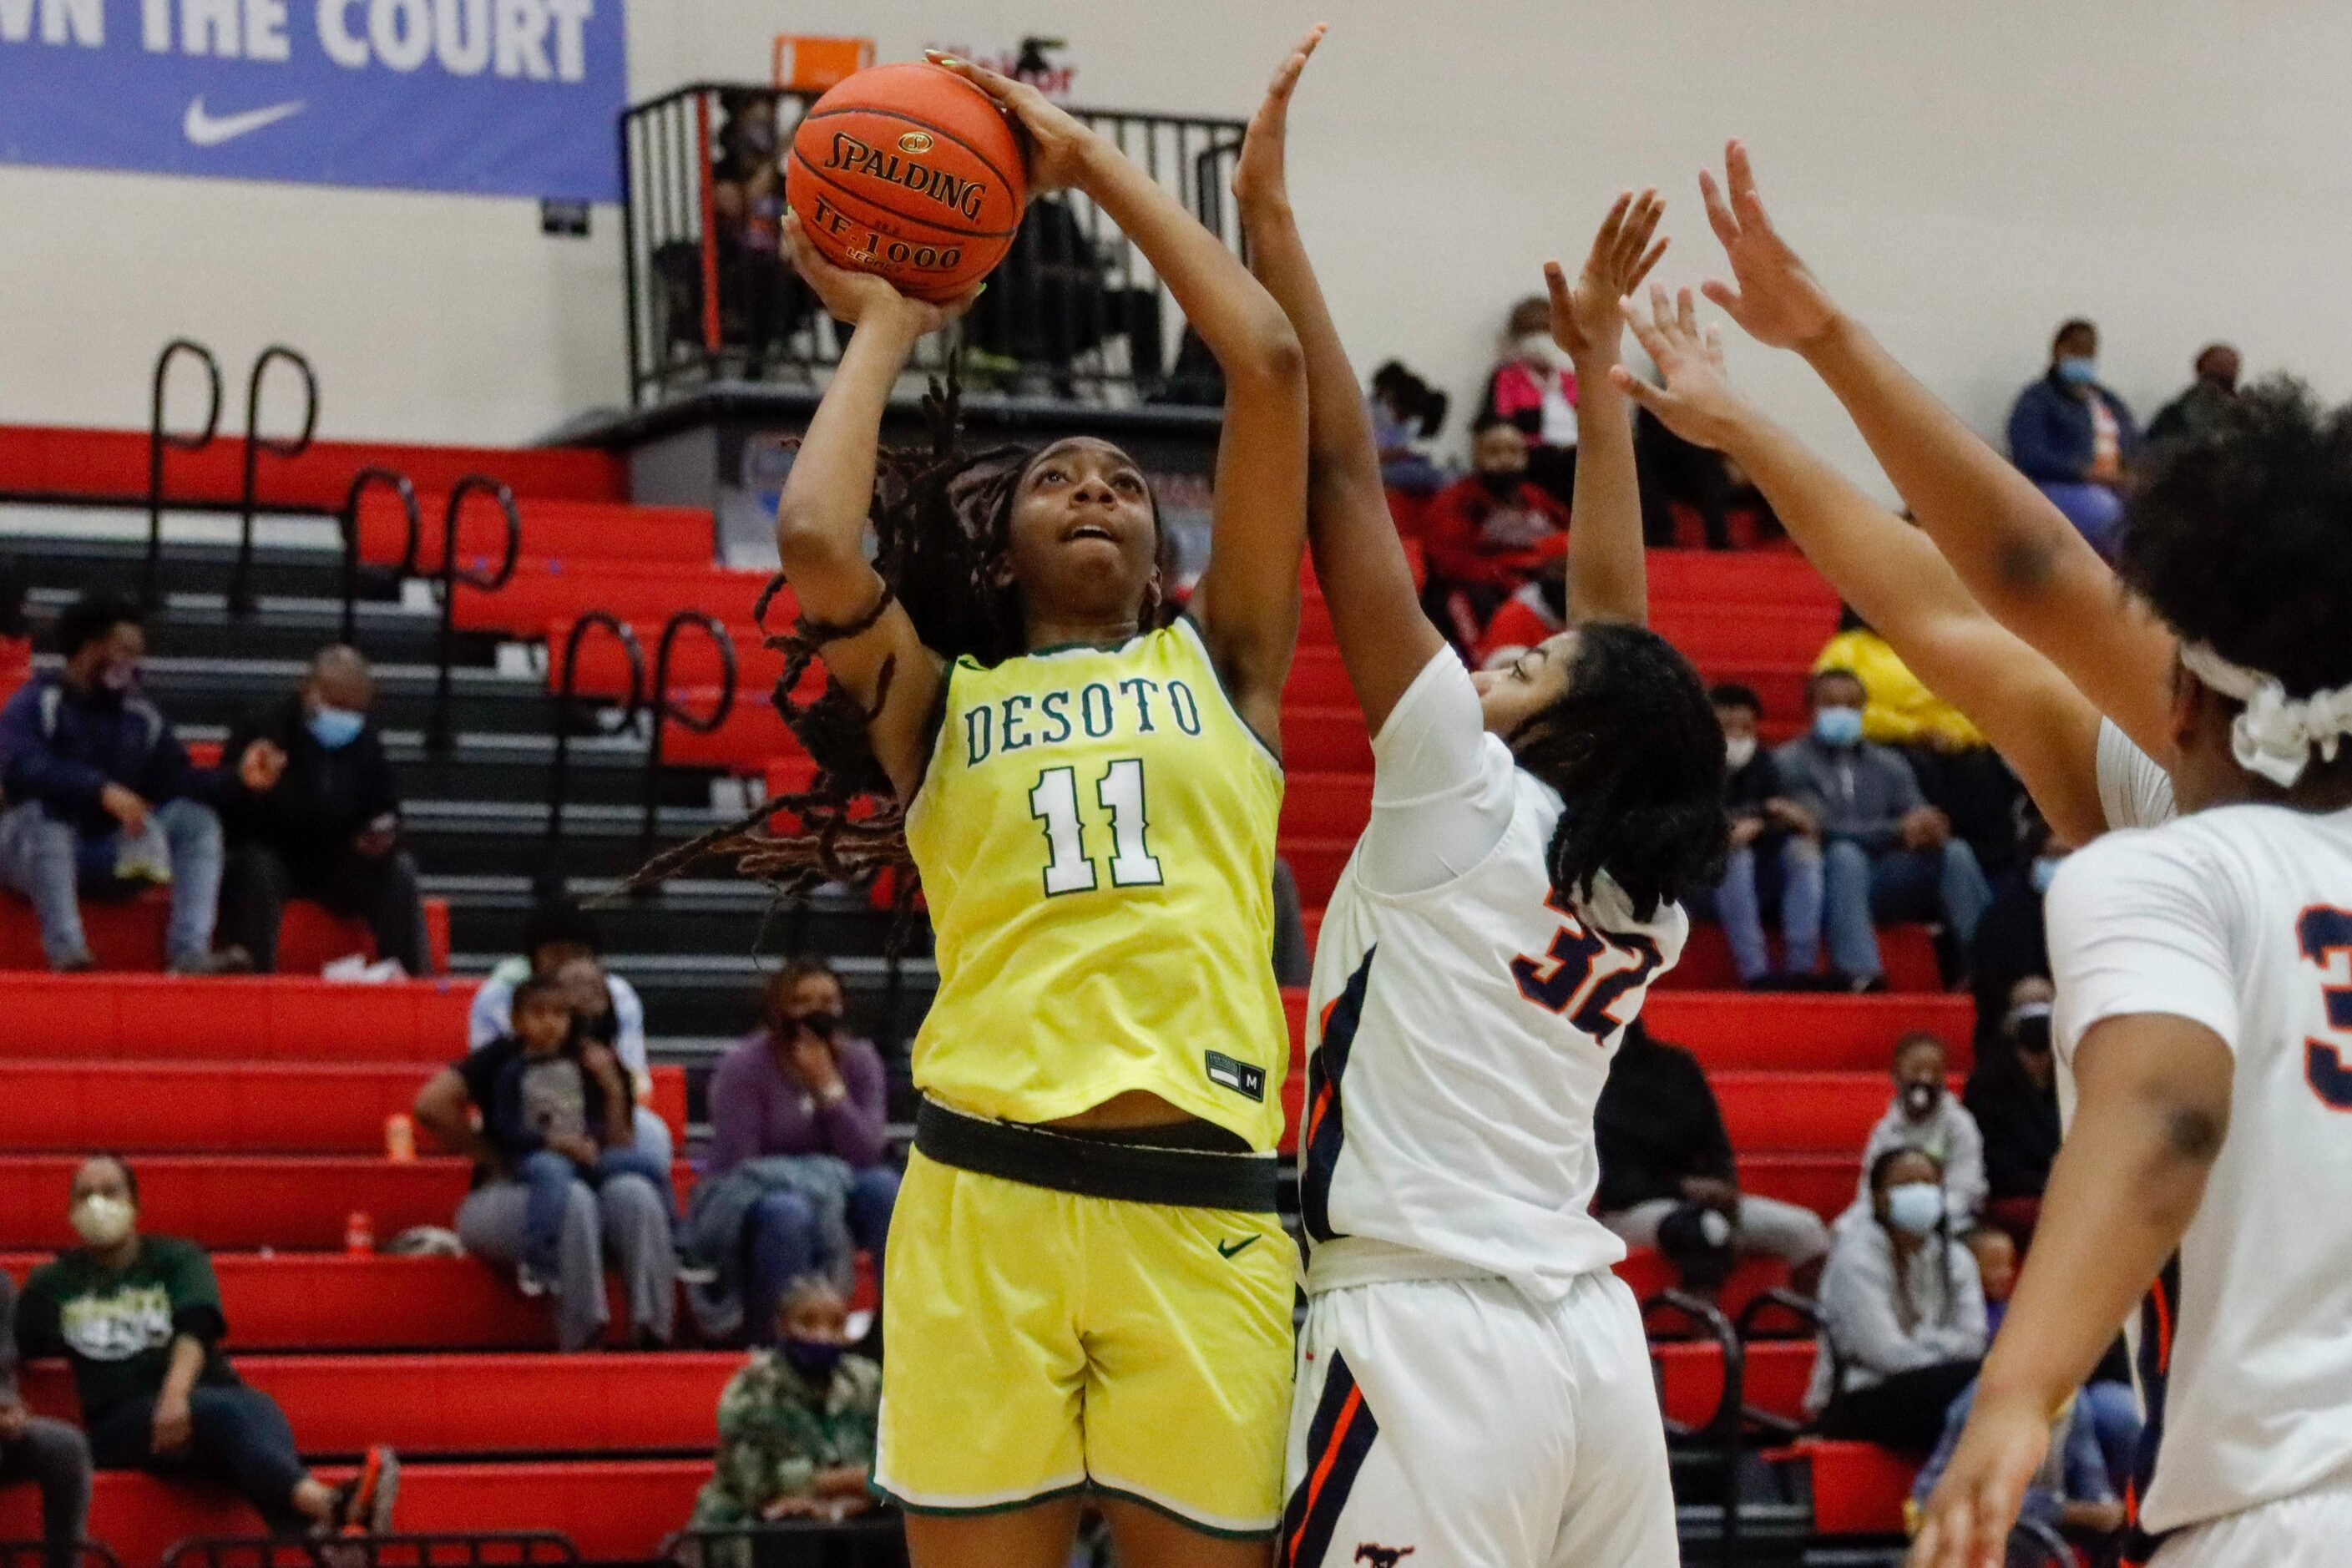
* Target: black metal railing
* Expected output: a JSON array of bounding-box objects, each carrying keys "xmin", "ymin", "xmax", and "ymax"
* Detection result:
[
  {"xmin": 336, "ymin": 466, "xmax": 421, "ymax": 647},
  {"xmin": 1646, "ymin": 1289, "xmax": 1748, "ymax": 1567},
  {"xmin": 227, "ymin": 345, "xmax": 320, "ymax": 612},
  {"xmin": 658, "ymin": 1518, "xmax": 906, "ymax": 1568},
  {"xmin": 144, "ymin": 337, "xmax": 224, "ymax": 609},
  {"xmin": 1732, "ymin": 1287, "xmax": 1824, "ymax": 1444},
  {"xmin": 0, "ymin": 1540, "xmax": 124, "ymax": 1568},
  {"xmin": 642, "ymin": 609, "xmax": 737, "ymax": 858},
  {"xmin": 159, "ymin": 1532, "xmax": 579, "ymax": 1568},
  {"xmin": 543, "ymin": 609, "xmax": 645, "ymax": 893},
  {"xmin": 425, "ymin": 475, "xmax": 522, "ymax": 755},
  {"xmin": 620, "ymin": 83, "xmax": 1243, "ymax": 407}
]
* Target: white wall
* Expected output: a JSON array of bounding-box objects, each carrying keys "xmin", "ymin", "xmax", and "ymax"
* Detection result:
[{"xmin": 7, "ymin": 0, "xmax": 2351, "ymax": 478}]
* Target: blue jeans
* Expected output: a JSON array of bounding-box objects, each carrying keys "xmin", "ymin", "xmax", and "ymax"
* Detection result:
[
  {"xmin": 86, "ymin": 1383, "xmax": 308, "ymax": 1535},
  {"xmin": 519, "ymin": 1146, "xmax": 676, "ymax": 1278},
  {"xmin": 744, "ymin": 1166, "xmax": 900, "ymax": 1343},
  {"xmin": 1694, "ymin": 836, "xmax": 1823, "ymax": 983},
  {"xmin": 2081, "ymin": 1378, "xmax": 2143, "ymax": 1496},
  {"xmin": 2036, "ymin": 481, "xmax": 2127, "ymax": 559},
  {"xmin": 0, "ymin": 797, "xmax": 225, "ymax": 967},
  {"xmin": 1823, "ymin": 837, "xmax": 1992, "ymax": 982}
]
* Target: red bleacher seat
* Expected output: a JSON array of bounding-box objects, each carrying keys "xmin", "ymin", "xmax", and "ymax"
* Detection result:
[
  {"xmin": 0, "ymin": 974, "xmax": 472, "ymax": 1061},
  {"xmin": 0, "ymin": 892, "xmax": 451, "ymax": 975},
  {"xmin": 1662, "ymin": 922, "xmax": 1945, "ymax": 993},
  {"xmin": 1613, "ymin": 1251, "xmax": 1791, "ymax": 1323},
  {"xmin": 1773, "ymin": 1439, "xmax": 1919, "ymax": 1535},
  {"xmin": 1713, "ymin": 1070, "xmax": 1959, "ymax": 1156},
  {"xmin": 359, "ymin": 493, "xmax": 713, "ymax": 573},
  {"xmin": 550, "ymin": 616, "xmax": 790, "ymax": 702},
  {"xmin": 1735, "ymin": 1153, "xmax": 1863, "ymax": 1219},
  {"xmin": 1654, "ymin": 1338, "xmax": 1816, "ymax": 1430},
  {"xmin": 455, "ymin": 560, "xmax": 771, "ymax": 640}
]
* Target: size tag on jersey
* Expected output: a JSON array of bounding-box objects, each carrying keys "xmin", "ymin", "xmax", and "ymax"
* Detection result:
[{"xmin": 1204, "ymin": 1050, "xmax": 1267, "ymax": 1102}]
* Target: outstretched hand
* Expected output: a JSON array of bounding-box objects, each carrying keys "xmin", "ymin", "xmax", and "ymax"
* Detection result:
[
  {"xmin": 1545, "ymin": 188, "xmax": 1668, "ymax": 367},
  {"xmin": 1233, "ymin": 23, "xmax": 1327, "ymax": 213},
  {"xmin": 1609, "ymin": 286, "xmax": 1758, "ymax": 452},
  {"xmin": 1699, "ymin": 140, "xmax": 1841, "ymax": 351},
  {"xmin": 927, "ymin": 50, "xmax": 1099, "ymax": 192},
  {"xmin": 779, "ymin": 213, "xmax": 977, "ymax": 334}
]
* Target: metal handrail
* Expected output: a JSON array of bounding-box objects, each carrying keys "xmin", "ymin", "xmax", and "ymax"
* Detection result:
[
  {"xmin": 159, "ymin": 1530, "xmax": 579, "ymax": 1568},
  {"xmin": 641, "ymin": 609, "xmax": 737, "ymax": 859},
  {"xmin": 337, "ymin": 466, "xmax": 421, "ymax": 647},
  {"xmin": 1646, "ymin": 1287, "xmax": 1748, "ymax": 1567},
  {"xmin": 226, "ymin": 345, "xmax": 319, "ymax": 613},
  {"xmin": 424, "ymin": 474, "xmax": 522, "ymax": 755},
  {"xmin": 544, "ymin": 609, "xmax": 646, "ymax": 893},
  {"xmin": 1733, "ymin": 1287, "xmax": 1829, "ymax": 1442},
  {"xmin": 143, "ymin": 338, "xmax": 223, "ymax": 608}
]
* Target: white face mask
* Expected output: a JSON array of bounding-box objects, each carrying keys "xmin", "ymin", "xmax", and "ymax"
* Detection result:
[
  {"xmin": 1514, "ymin": 331, "xmax": 1562, "ymax": 370},
  {"xmin": 71, "ymin": 1193, "xmax": 135, "ymax": 1249},
  {"xmin": 1723, "ymin": 735, "xmax": 1758, "ymax": 771}
]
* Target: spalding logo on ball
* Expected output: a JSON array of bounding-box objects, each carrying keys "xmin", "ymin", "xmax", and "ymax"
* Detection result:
[{"xmin": 785, "ymin": 62, "xmax": 1029, "ymax": 303}]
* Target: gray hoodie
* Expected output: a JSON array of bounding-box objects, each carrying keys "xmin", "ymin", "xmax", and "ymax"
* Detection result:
[
  {"xmin": 1806, "ymin": 1210, "xmax": 1988, "ymax": 1414},
  {"xmin": 1773, "ymin": 733, "xmax": 1925, "ymax": 852}
]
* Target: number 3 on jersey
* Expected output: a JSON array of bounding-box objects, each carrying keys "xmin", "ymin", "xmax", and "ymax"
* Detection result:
[
  {"xmin": 1029, "ymin": 758, "xmax": 1164, "ymax": 896},
  {"xmin": 1511, "ymin": 890, "xmax": 1662, "ymax": 1040}
]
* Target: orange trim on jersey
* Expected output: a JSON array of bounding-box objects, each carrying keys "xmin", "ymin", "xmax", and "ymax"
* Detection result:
[{"xmin": 1286, "ymin": 1384, "xmax": 1363, "ymax": 1564}]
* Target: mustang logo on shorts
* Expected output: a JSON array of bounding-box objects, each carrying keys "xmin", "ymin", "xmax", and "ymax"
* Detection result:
[{"xmin": 1354, "ymin": 1547, "xmax": 1415, "ymax": 1566}]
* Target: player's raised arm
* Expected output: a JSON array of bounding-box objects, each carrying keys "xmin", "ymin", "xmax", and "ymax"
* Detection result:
[
  {"xmin": 1615, "ymin": 291, "xmax": 2111, "ymax": 843},
  {"xmin": 772, "ymin": 217, "xmax": 959, "ymax": 801},
  {"xmin": 1232, "ymin": 25, "xmax": 1441, "ymax": 735},
  {"xmin": 1695, "ymin": 141, "xmax": 2180, "ymax": 769},
  {"xmin": 937, "ymin": 51, "xmax": 1308, "ymax": 750},
  {"xmin": 1545, "ymin": 193, "xmax": 1669, "ymax": 628}
]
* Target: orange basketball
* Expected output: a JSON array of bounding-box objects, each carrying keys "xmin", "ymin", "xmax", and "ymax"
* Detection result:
[{"xmin": 785, "ymin": 62, "xmax": 1028, "ymax": 304}]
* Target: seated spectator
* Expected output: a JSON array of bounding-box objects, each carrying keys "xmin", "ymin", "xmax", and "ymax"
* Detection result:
[
  {"xmin": 1853, "ymin": 1030, "xmax": 1985, "ymax": 1227},
  {"xmin": 693, "ymin": 962, "xmax": 896, "ymax": 1344},
  {"xmin": 1813, "ymin": 609, "xmax": 2021, "ymax": 877},
  {"xmin": 2146, "ymin": 342, "xmax": 2241, "ymax": 448},
  {"xmin": 1595, "ymin": 1020, "xmax": 1832, "ymax": 1294},
  {"xmin": 414, "ymin": 1028, "xmax": 680, "ymax": 1352},
  {"xmin": 1778, "ymin": 670, "xmax": 1990, "ymax": 990},
  {"xmin": 2006, "ymin": 318, "xmax": 2139, "ymax": 559},
  {"xmin": 1475, "ymin": 575, "xmax": 1565, "ymax": 670},
  {"xmin": 1807, "ymin": 1148, "xmax": 1986, "ymax": 1453},
  {"xmin": 1910, "ymin": 1381, "xmax": 2122, "ymax": 1551},
  {"xmin": 0, "ymin": 1268, "xmax": 90, "ymax": 1568},
  {"xmin": 1690, "ymin": 683, "xmax": 1824, "ymax": 989},
  {"xmin": 0, "ymin": 592, "xmax": 260, "ymax": 974},
  {"xmin": 1480, "ymin": 295, "xmax": 1579, "ymax": 503},
  {"xmin": 709, "ymin": 93, "xmax": 812, "ymax": 379},
  {"xmin": 964, "ymin": 195, "xmax": 1163, "ymax": 390},
  {"xmin": 689, "ymin": 1276, "xmax": 881, "ymax": 1535},
  {"xmin": 1368, "ymin": 360, "xmax": 1449, "ymax": 497},
  {"xmin": 216, "ymin": 646, "xmax": 431, "ymax": 977},
  {"xmin": 1965, "ymin": 979, "xmax": 2061, "ymax": 1244},
  {"xmin": 14, "ymin": 1156, "xmax": 397, "ymax": 1536},
  {"xmin": 471, "ymin": 899, "xmax": 670, "ymax": 1166},
  {"xmin": 1970, "ymin": 814, "xmax": 2066, "ymax": 1024},
  {"xmin": 1419, "ymin": 417, "xmax": 1571, "ymax": 655},
  {"xmin": 1635, "ymin": 407, "xmax": 1786, "ymax": 550}
]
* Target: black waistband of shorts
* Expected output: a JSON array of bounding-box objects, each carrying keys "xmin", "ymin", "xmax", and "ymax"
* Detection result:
[{"xmin": 913, "ymin": 1100, "xmax": 1280, "ymax": 1212}]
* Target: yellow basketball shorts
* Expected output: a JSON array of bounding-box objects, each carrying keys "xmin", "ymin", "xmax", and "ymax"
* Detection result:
[{"xmin": 872, "ymin": 1147, "xmax": 1300, "ymax": 1537}]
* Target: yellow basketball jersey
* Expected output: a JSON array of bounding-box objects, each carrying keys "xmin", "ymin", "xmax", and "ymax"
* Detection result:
[{"xmin": 903, "ymin": 616, "xmax": 1290, "ymax": 1151}]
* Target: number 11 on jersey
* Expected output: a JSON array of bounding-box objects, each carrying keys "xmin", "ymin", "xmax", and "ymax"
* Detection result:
[{"xmin": 1029, "ymin": 758, "xmax": 1165, "ymax": 896}]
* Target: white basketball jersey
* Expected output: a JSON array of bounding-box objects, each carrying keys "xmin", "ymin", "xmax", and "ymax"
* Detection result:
[
  {"xmin": 2048, "ymin": 802, "xmax": 2352, "ymax": 1535},
  {"xmin": 1300, "ymin": 659, "xmax": 1686, "ymax": 1302}
]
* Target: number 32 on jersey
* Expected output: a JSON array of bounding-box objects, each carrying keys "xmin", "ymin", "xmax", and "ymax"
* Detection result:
[
  {"xmin": 1029, "ymin": 757, "xmax": 1164, "ymax": 896},
  {"xmin": 1511, "ymin": 889, "xmax": 1662, "ymax": 1042}
]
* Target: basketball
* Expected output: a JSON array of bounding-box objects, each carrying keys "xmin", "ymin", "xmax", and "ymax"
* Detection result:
[{"xmin": 785, "ymin": 62, "xmax": 1028, "ymax": 303}]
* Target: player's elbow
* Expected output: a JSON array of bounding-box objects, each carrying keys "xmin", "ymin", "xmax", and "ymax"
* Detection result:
[
  {"xmin": 2162, "ymin": 1104, "xmax": 2227, "ymax": 1166},
  {"xmin": 774, "ymin": 502, "xmax": 854, "ymax": 576},
  {"xmin": 1229, "ymin": 311, "xmax": 1306, "ymax": 389}
]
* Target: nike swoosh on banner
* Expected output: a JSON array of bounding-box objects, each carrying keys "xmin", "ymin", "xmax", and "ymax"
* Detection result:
[{"xmin": 183, "ymin": 97, "xmax": 307, "ymax": 149}]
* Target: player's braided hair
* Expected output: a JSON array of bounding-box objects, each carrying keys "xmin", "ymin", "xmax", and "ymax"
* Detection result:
[{"xmin": 1506, "ymin": 621, "xmax": 1729, "ymax": 922}]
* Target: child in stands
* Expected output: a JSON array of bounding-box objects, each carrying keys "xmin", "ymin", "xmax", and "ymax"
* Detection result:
[
  {"xmin": 1851, "ymin": 1033, "xmax": 1986, "ymax": 1228},
  {"xmin": 691, "ymin": 1276, "xmax": 881, "ymax": 1538}
]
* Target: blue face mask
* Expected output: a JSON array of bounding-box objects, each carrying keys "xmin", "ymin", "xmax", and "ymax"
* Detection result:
[
  {"xmin": 1813, "ymin": 706, "xmax": 1864, "ymax": 747},
  {"xmin": 2055, "ymin": 355, "xmax": 2100, "ymax": 387},
  {"xmin": 1884, "ymin": 1181, "xmax": 1944, "ymax": 1237},
  {"xmin": 308, "ymin": 706, "xmax": 365, "ymax": 750},
  {"xmin": 781, "ymin": 1338, "xmax": 844, "ymax": 1380},
  {"xmin": 2030, "ymin": 855, "xmax": 2062, "ymax": 895}
]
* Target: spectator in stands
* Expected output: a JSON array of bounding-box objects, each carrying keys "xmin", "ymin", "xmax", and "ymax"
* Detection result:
[
  {"xmin": 0, "ymin": 1269, "xmax": 90, "ymax": 1568},
  {"xmin": 1368, "ymin": 360, "xmax": 1449, "ymax": 496},
  {"xmin": 1634, "ymin": 407, "xmax": 1784, "ymax": 550},
  {"xmin": 415, "ymin": 1027, "xmax": 680, "ymax": 1353},
  {"xmin": 1813, "ymin": 609, "xmax": 2022, "ymax": 878},
  {"xmin": 1970, "ymin": 814, "xmax": 2066, "ymax": 1026},
  {"xmin": 1474, "ymin": 574, "xmax": 1566, "ymax": 671},
  {"xmin": 689, "ymin": 1276, "xmax": 881, "ymax": 1535},
  {"xmin": 1692, "ymin": 683, "xmax": 1825, "ymax": 988},
  {"xmin": 1910, "ymin": 1382, "xmax": 2122, "ymax": 1550},
  {"xmin": 1595, "ymin": 1020, "xmax": 1833, "ymax": 1295},
  {"xmin": 696, "ymin": 961, "xmax": 897, "ymax": 1344},
  {"xmin": 1778, "ymin": 669, "xmax": 1990, "ymax": 990},
  {"xmin": 1480, "ymin": 295, "xmax": 1579, "ymax": 503},
  {"xmin": 216, "ymin": 646, "xmax": 430, "ymax": 977},
  {"xmin": 1419, "ymin": 417, "xmax": 1572, "ymax": 655},
  {"xmin": 14, "ymin": 1156, "xmax": 397, "ymax": 1536},
  {"xmin": 2006, "ymin": 318, "xmax": 2139, "ymax": 558},
  {"xmin": 709, "ymin": 92, "xmax": 811, "ymax": 379},
  {"xmin": 1965, "ymin": 978, "xmax": 2061, "ymax": 1244},
  {"xmin": 0, "ymin": 592, "xmax": 261, "ymax": 974},
  {"xmin": 1807, "ymin": 1147, "xmax": 1987, "ymax": 1453},
  {"xmin": 470, "ymin": 900, "xmax": 670, "ymax": 1165},
  {"xmin": 1853, "ymin": 1031, "xmax": 1986, "ymax": 1227},
  {"xmin": 2147, "ymin": 342, "xmax": 2242, "ymax": 448}
]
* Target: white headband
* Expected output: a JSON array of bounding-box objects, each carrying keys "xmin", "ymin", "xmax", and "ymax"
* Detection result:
[{"xmin": 2179, "ymin": 642, "xmax": 2352, "ymax": 788}]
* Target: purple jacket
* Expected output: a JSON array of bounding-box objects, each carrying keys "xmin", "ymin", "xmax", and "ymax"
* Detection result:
[{"xmin": 707, "ymin": 1030, "xmax": 888, "ymax": 1174}]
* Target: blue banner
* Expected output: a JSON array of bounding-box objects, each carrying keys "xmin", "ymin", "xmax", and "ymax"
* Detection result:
[{"xmin": 0, "ymin": 0, "xmax": 625, "ymax": 200}]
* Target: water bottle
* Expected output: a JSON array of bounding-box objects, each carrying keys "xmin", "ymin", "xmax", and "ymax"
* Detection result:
[
  {"xmin": 345, "ymin": 1211, "xmax": 374, "ymax": 1255},
  {"xmin": 383, "ymin": 1113, "xmax": 415, "ymax": 1161}
]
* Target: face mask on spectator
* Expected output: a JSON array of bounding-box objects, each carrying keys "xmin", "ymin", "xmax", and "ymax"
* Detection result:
[
  {"xmin": 1812, "ymin": 706, "xmax": 1864, "ymax": 747},
  {"xmin": 99, "ymin": 660, "xmax": 139, "ymax": 695},
  {"xmin": 1901, "ymin": 1080, "xmax": 1943, "ymax": 1120},
  {"xmin": 1515, "ymin": 331, "xmax": 1563, "ymax": 371},
  {"xmin": 1884, "ymin": 1181, "xmax": 1943, "ymax": 1237},
  {"xmin": 2006, "ymin": 1004, "xmax": 2054, "ymax": 1058},
  {"xmin": 1722, "ymin": 735, "xmax": 1757, "ymax": 771},
  {"xmin": 2055, "ymin": 356, "xmax": 2100, "ymax": 387},
  {"xmin": 71, "ymin": 1193, "xmax": 134, "ymax": 1248},
  {"xmin": 308, "ymin": 705, "xmax": 365, "ymax": 750},
  {"xmin": 1475, "ymin": 465, "xmax": 1525, "ymax": 501},
  {"xmin": 793, "ymin": 1010, "xmax": 842, "ymax": 1041},
  {"xmin": 781, "ymin": 1338, "xmax": 844, "ymax": 1380},
  {"xmin": 2030, "ymin": 854, "xmax": 2062, "ymax": 895}
]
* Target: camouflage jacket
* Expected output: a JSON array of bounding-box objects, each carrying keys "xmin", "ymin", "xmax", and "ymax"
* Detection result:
[{"xmin": 692, "ymin": 1350, "xmax": 883, "ymax": 1524}]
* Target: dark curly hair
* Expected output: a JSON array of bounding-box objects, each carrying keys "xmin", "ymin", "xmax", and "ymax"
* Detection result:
[
  {"xmin": 1507, "ymin": 621, "xmax": 1728, "ymax": 922},
  {"xmin": 2120, "ymin": 377, "xmax": 2352, "ymax": 704}
]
